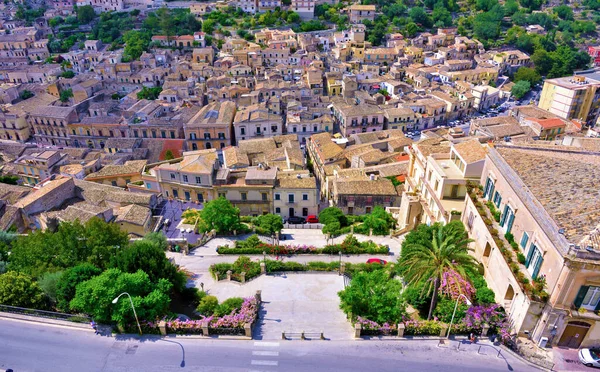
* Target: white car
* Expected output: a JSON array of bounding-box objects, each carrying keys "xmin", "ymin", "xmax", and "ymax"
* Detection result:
[{"xmin": 579, "ymin": 348, "xmax": 600, "ymax": 368}]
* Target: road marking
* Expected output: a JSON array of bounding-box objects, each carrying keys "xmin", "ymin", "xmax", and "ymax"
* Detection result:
[
  {"xmin": 251, "ymin": 360, "xmax": 279, "ymax": 366},
  {"xmin": 252, "ymin": 351, "xmax": 279, "ymax": 357},
  {"xmin": 253, "ymin": 341, "xmax": 280, "ymax": 348}
]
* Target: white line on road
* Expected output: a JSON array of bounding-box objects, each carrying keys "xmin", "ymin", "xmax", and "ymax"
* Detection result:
[
  {"xmin": 251, "ymin": 360, "xmax": 279, "ymax": 366},
  {"xmin": 252, "ymin": 351, "xmax": 279, "ymax": 357},
  {"xmin": 253, "ymin": 341, "xmax": 280, "ymax": 348}
]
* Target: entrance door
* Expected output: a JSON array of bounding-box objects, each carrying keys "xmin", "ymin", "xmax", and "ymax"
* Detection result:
[
  {"xmin": 451, "ymin": 185, "xmax": 459, "ymax": 198},
  {"xmin": 289, "ymin": 208, "xmax": 295, "ymax": 217},
  {"xmin": 558, "ymin": 322, "xmax": 591, "ymax": 348}
]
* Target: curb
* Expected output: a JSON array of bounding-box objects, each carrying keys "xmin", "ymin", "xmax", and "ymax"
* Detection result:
[
  {"xmin": 498, "ymin": 344, "xmax": 553, "ymax": 372},
  {"xmin": 0, "ymin": 313, "xmax": 93, "ymax": 332},
  {"xmin": 115, "ymin": 333, "xmax": 252, "ymax": 341}
]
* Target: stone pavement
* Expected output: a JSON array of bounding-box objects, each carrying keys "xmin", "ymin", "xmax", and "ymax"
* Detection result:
[
  {"xmin": 205, "ymin": 273, "xmax": 354, "ymax": 340},
  {"xmin": 552, "ymin": 347, "xmax": 588, "ymax": 371}
]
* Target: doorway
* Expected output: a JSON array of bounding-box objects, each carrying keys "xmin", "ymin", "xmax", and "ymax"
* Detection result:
[
  {"xmin": 289, "ymin": 208, "xmax": 295, "ymax": 217},
  {"xmin": 558, "ymin": 321, "xmax": 591, "ymax": 348}
]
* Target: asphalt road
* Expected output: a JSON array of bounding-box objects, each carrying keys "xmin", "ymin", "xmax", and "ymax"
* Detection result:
[{"xmin": 0, "ymin": 319, "xmax": 539, "ymax": 372}]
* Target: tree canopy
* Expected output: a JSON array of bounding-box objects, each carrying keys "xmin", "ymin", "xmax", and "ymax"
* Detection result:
[
  {"xmin": 0, "ymin": 271, "xmax": 46, "ymax": 308},
  {"xmin": 254, "ymin": 214, "xmax": 283, "ymax": 235},
  {"xmin": 200, "ymin": 197, "xmax": 242, "ymax": 234}
]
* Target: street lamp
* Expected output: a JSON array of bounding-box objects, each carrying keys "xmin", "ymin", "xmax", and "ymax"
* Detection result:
[
  {"xmin": 446, "ymin": 294, "xmax": 472, "ymax": 338},
  {"xmin": 263, "ymin": 251, "xmax": 266, "ymax": 263},
  {"xmin": 338, "ymin": 251, "xmax": 342, "ymax": 274},
  {"xmin": 112, "ymin": 292, "xmax": 142, "ymax": 335}
]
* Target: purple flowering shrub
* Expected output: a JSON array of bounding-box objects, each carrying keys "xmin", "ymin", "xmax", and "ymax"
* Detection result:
[{"xmin": 439, "ymin": 269, "xmax": 475, "ymax": 301}]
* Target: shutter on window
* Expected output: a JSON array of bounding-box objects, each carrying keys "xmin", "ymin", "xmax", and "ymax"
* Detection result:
[
  {"xmin": 532, "ymin": 256, "xmax": 543, "ymax": 279},
  {"xmin": 507, "ymin": 212, "xmax": 515, "ymax": 233},
  {"xmin": 525, "ymin": 243, "xmax": 535, "ymax": 267},
  {"xmin": 520, "ymin": 232, "xmax": 529, "ymax": 248},
  {"xmin": 574, "ymin": 286, "xmax": 590, "ymax": 308},
  {"xmin": 500, "ymin": 205, "xmax": 508, "ymax": 226}
]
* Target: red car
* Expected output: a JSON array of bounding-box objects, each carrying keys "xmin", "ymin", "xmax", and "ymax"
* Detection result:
[
  {"xmin": 366, "ymin": 258, "xmax": 387, "ymax": 265},
  {"xmin": 306, "ymin": 215, "xmax": 319, "ymax": 223}
]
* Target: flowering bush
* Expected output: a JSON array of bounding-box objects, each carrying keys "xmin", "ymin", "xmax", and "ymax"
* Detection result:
[
  {"xmin": 163, "ymin": 297, "xmax": 259, "ymax": 334},
  {"xmin": 356, "ymin": 316, "xmax": 397, "ymax": 334},
  {"xmin": 439, "ymin": 269, "xmax": 475, "ymax": 301},
  {"xmin": 219, "ymin": 237, "xmax": 387, "ymax": 255},
  {"xmin": 403, "ymin": 318, "xmax": 443, "ymax": 336}
]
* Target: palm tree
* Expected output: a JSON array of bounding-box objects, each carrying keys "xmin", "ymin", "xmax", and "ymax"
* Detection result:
[{"xmin": 400, "ymin": 224, "xmax": 478, "ymax": 320}]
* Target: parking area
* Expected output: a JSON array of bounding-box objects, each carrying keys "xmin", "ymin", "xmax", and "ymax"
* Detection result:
[
  {"xmin": 208, "ymin": 273, "xmax": 353, "ymax": 340},
  {"xmin": 552, "ymin": 347, "xmax": 589, "ymax": 372}
]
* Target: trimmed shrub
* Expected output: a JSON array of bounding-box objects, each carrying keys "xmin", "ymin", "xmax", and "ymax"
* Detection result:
[
  {"xmin": 517, "ymin": 253, "xmax": 526, "ymax": 264},
  {"xmin": 197, "ymin": 295, "xmax": 219, "ymax": 316},
  {"xmin": 214, "ymin": 297, "xmax": 244, "ymax": 317}
]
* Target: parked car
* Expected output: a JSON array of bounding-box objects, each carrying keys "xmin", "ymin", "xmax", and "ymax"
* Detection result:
[
  {"xmin": 306, "ymin": 215, "xmax": 319, "ymax": 223},
  {"xmin": 366, "ymin": 258, "xmax": 388, "ymax": 265},
  {"xmin": 579, "ymin": 348, "xmax": 600, "ymax": 368},
  {"xmin": 287, "ymin": 216, "xmax": 306, "ymax": 224}
]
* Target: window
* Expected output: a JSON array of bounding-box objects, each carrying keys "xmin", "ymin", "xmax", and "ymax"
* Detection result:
[
  {"xmin": 111, "ymin": 181, "xmax": 117, "ymax": 186},
  {"xmin": 493, "ymin": 191, "xmax": 502, "ymax": 208},
  {"xmin": 241, "ymin": 192, "xmax": 247, "ymax": 201},
  {"xmin": 275, "ymin": 193, "xmax": 281, "ymax": 201},
  {"xmin": 170, "ymin": 173, "xmax": 176, "ymax": 180},
  {"xmin": 302, "ymin": 208, "xmax": 308, "ymax": 216},
  {"xmin": 204, "ymin": 133, "xmax": 211, "ymax": 139},
  {"xmin": 183, "ymin": 175, "xmax": 188, "ymax": 182},
  {"xmin": 520, "ymin": 232, "xmax": 529, "ymax": 249},
  {"xmin": 125, "ymin": 179, "xmax": 131, "ymax": 184},
  {"xmin": 262, "ymin": 193, "xmax": 268, "ymax": 201},
  {"xmin": 302, "ymin": 194, "xmax": 308, "ymax": 201},
  {"xmin": 500, "ymin": 205, "xmax": 515, "ymax": 234},
  {"xmin": 576, "ymin": 286, "xmax": 600, "ymax": 311},
  {"xmin": 146, "ymin": 182, "xmax": 152, "ymax": 189},
  {"xmin": 196, "ymin": 176, "xmax": 201, "ymax": 184},
  {"xmin": 275, "ymin": 207, "xmax": 281, "ymax": 214},
  {"xmin": 172, "ymin": 189, "xmax": 179, "ymax": 198},
  {"xmin": 483, "ymin": 177, "xmax": 495, "ymax": 199},
  {"xmin": 288, "ymin": 194, "xmax": 295, "ymax": 203},
  {"xmin": 197, "ymin": 193, "xmax": 204, "ymax": 202},
  {"xmin": 219, "ymin": 192, "xmax": 226, "ymax": 198},
  {"xmin": 184, "ymin": 191, "xmax": 191, "ymax": 201},
  {"xmin": 525, "ymin": 243, "xmax": 543, "ymax": 279}
]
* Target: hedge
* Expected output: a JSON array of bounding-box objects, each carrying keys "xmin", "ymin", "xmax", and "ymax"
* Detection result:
[{"xmin": 209, "ymin": 258, "xmax": 389, "ymax": 282}]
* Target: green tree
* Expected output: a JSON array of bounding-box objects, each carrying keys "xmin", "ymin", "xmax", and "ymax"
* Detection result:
[
  {"xmin": 0, "ymin": 271, "xmax": 46, "ymax": 308},
  {"xmin": 84, "ymin": 217, "xmax": 129, "ymax": 269},
  {"xmin": 404, "ymin": 22, "xmax": 418, "ymax": 37},
  {"xmin": 112, "ymin": 239, "xmax": 183, "ymax": 291},
  {"xmin": 137, "ymin": 86, "xmax": 163, "ymax": 100},
  {"xmin": 318, "ymin": 207, "xmax": 348, "ymax": 227},
  {"xmin": 70, "ymin": 269, "xmax": 172, "ymax": 324},
  {"xmin": 55, "ymin": 263, "xmax": 102, "ymax": 312},
  {"xmin": 76, "ymin": 5, "xmax": 95, "ymax": 24},
  {"xmin": 338, "ymin": 270, "xmax": 406, "ymax": 324},
  {"xmin": 61, "ymin": 70, "xmax": 75, "ymax": 78},
  {"xmin": 408, "ymin": 7, "xmax": 432, "ymax": 28},
  {"xmin": 200, "ymin": 197, "xmax": 241, "ymax": 234},
  {"xmin": 398, "ymin": 223, "xmax": 477, "ymax": 320},
  {"xmin": 361, "ymin": 206, "xmax": 395, "ymax": 235},
  {"xmin": 553, "ymin": 4, "xmax": 574, "ymax": 20},
  {"xmin": 123, "ymin": 30, "xmax": 151, "ymax": 61},
  {"xmin": 511, "ymin": 80, "xmax": 531, "ymax": 99},
  {"xmin": 287, "ymin": 12, "xmax": 300, "ymax": 23},
  {"xmin": 202, "ymin": 19, "xmax": 216, "ymax": 34},
  {"xmin": 255, "ymin": 214, "xmax": 283, "ymax": 235},
  {"xmin": 164, "ymin": 149, "xmax": 175, "ymax": 160},
  {"xmin": 142, "ymin": 232, "xmax": 168, "ymax": 251},
  {"xmin": 59, "ymin": 88, "xmax": 73, "ymax": 103},
  {"xmin": 20, "ymin": 90, "xmax": 34, "ymax": 100},
  {"xmin": 39, "ymin": 271, "xmax": 63, "ymax": 303},
  {"xmin": 157, "ymin": 7, "xmax": 175, "ymax": 45}
]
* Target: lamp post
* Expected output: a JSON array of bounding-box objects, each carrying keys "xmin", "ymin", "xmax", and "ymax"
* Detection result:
[
  {"xmin": 338, "ymin": 251, "xmax": 342, "ymax": 274},
  {"xmin": 113, "ymin": 292, "xmax": 142, "ymax": 335},
  {"xmin": 263, "ymin": 250, "xmax": 266, "ymax": 263},
  {"xmin": 446, "ymin": 294, "xmax": 472, "ymax": 338}
]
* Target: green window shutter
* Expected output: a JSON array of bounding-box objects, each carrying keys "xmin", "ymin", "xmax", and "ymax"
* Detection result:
[
  {"xmin": 574, "ymin": 286, "xmax": 590, "ymax": 308},
  {"xmin": 520, "ymin": 232, "xmax": 529, "ymax": 248},
  {"xmin": 532, "ymin": 256, "xmax": 543, "ymax": 279},
  {"xmin": 500, "ymin": 205, "xmax": 508, "ymax": 226},
  {"xmin": 507, "ymin": 212, "xmax": 515, "ymax": 234},
  {"xmin": 525, "ymin": 243, "xmax": 536, "ymax": 267}
]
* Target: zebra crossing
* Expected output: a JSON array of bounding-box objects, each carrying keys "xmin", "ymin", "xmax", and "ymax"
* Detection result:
[{"xmin": 249, "ymin": 341, "xmax": 280, "ymax": 370}]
